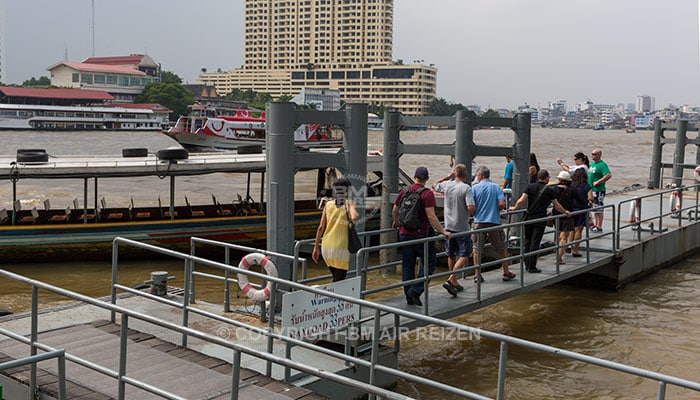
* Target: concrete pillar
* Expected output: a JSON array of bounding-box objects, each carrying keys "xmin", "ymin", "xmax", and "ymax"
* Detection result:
[
  {"xmin": 648, "ymin": 119, "xmax": 664, "ymax": 188},
  {"xmin": 266, "ymin": 102, "xmax": 296, "ymax": 284},
  {"xmin": 672, "ymin": 120, "xmax": 688, "ymax": 188}
]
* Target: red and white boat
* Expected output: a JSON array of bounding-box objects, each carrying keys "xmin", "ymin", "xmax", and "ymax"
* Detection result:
[{"xmin": 165, "ymin": 108, "xmax": 342, "ymax": 150}]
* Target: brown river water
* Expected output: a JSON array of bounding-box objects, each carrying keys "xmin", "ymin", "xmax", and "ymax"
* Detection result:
[{"xmin": 1, "ymin": 128, "xmax": 699, "ymax": 399}]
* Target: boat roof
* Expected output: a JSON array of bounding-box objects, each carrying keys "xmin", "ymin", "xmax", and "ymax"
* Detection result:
[
  {"xmin": 0, "ymin": 86, "xmax": 114, "ymax": 101},
  {"xmin": 0, "ymin": 103, "xmax": 154, "ymax": 114},
  {"xmin": 0, "ymin": 151, "xmax": 385, "ymax": 180}
]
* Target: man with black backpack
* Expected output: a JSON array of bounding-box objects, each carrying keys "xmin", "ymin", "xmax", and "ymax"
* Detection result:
[{"xmin": 392, "ymin": 166, "xmax": 452, "ymax": 306}]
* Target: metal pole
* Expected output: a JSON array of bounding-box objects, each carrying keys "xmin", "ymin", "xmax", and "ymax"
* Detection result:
[
  {"xmin": 344, "ymin": 103, "xmax": 368, "ymax": 278},
  {"xmin": 380, "ymin": 111, "xmax": 401, "ymax": 272},
  {"xmin": 648, "ymin": 118, "xmax": 664, "ymax": 188},
  {"xmin": 30, "ymin": 286, "xmax": 38, "ymax": 398},
  {"xmin": 83, "ymin": 177, "xmax": 89, "ymax": 223},
  {"xmin": 512, "ymin": 113, "xmax": 532, "ymax": 201},
  {"xmin": 266, "ymin": 102, "xmax": 296, "ymax": 309},
  {"xmin": 454, "ymin": 110, "xmax": 473, "ymax": 173},
  {"xmin": 169, "ymin": 175, "xmax": 175, "ymax": 220},
  {"xmin": 672, "ymin": 120, "xmax": 688, "ymax": 188}
]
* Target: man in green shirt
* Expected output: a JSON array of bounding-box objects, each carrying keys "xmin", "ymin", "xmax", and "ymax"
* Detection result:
[{"xmin": 588, "ymin": 148, "xmax": 612, "ymax": 232}]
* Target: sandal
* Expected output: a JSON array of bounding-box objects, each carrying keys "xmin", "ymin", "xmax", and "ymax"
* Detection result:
[
  {"xmin": 474, "ymin": 276, "xmax": 484, "ymax": 283},
  {"xmin": 558, "ymin": 259, "xmax": 566, "ymax": 265},
  {"xmin": 452, "ymin": 282, "xmax": 465, "ymax": 292},
  {"xmin": 502, "ymin": 272, "xmax": 516, "ymax": 281}
]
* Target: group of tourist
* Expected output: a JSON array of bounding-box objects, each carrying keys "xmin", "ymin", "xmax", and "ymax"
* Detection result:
[{"xmin": 312, "ymin": 147, "xmax": 612, "ymax": 307}]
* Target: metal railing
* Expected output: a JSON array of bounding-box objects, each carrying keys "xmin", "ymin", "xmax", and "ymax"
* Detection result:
[
  {"xmin": 4, "ymin": 228, "xmax": 700, "ymax": 399},
  {"xmin": 0, "ymin": 348, "xmax": 66, "ymax": 399},
  {"xmin": 616, "ymin": 183, "xmax": 700, "ymax": 248}
]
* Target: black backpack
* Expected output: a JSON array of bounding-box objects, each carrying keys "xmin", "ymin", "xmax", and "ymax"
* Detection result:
[{"xmin": 398, "ymin": 187, "xmax": 427, "ymax": 230}]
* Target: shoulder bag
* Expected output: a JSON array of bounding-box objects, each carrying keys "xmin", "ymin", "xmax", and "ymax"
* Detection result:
[{"xmin": 346, "ymin": 203, "xmax": 362, "ymax": 253}]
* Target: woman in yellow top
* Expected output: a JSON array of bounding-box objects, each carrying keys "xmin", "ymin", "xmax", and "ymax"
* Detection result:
[{"xmin": 312, "ymin": 178, "xmax": 359, "ymax": 282}]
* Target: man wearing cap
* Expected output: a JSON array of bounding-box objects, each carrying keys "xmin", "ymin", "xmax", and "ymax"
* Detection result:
[
  {"xmin": 508, "ymin": 169, "xmax": 571, "ymax": 273},
  {"xmin": 392, "ymin": 166, "xmax": 452, "ymax": 306}
]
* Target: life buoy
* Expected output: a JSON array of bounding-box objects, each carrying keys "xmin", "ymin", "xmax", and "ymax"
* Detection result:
[
  {"xmin": 628, "ymin": 197, "xmax": 641, "ymax": 223},
  {"xmin": 669, "ymin": 190, "xmax": 681, "ymax": 213},
  {"xmin": 237, "ymin": 253, "xmax": 278, "ymax": 301},
  {"xmin": 694, "ymin": 165, "xmax": 700, "ymax": 182},
  {"xmin": 238, "ymin": 110, "xmax": 250, "ymax": 118}
]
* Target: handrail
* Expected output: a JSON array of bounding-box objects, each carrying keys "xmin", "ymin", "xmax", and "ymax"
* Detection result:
[{"xmin": 0, "ymin": 348, "xmax": 67, "ymax": 400}]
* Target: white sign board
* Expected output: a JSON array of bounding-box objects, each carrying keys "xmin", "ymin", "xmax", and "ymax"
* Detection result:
[{"xmin": 281, "ymin": 276, "xmax": 361, "ymax": 340}]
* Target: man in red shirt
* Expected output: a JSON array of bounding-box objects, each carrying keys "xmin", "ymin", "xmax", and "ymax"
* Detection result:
[{"xmin": 392, "ymin": 167, "xmax": 452, "ymax": 306}]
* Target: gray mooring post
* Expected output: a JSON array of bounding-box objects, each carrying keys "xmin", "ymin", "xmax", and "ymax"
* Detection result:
[
  {"xmin": 671, "ymin": 120, "xmax": 688, "ymax": 188},
  {"xmin": 344, "ymin": 104, "xmax": 368, "ymax": 277},
  {"xmin": 266, "ymin": 102, "xmax": 296, "ymax": 288},
  {"xmin": 648, "ymin": 118, "xmax": 664, "ymax": 189},
  {"xmin": 454, "ymin": 110, "xmax": 473, "ymax": 176},
  {"xmin": 512, "ymin": 113, "xmax": 532, "ymax": 200},
  {"xmin": 380, "ymin": 110, "xmax": 401, "ymax": 271}
]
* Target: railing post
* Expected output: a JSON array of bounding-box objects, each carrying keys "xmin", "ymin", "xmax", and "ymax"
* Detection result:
[
  {"xmin": 224, "ymin": 247, "xmax": 231, "ymax": 313},
  {"xmin": 657, "ymin": 381, "xmax": 667, "ymax": 400},
  {"xmin": 496, "ymin": 341, "xmax": 508, "ymax": 400},
  {"xmin": 118, "ymin": 313, "xmax": 128, "ymax": 400},
  {"xmin": 30, "ymin": 286, "xmax": 38, "ymax": 398},
  {"xmin": 230, "ymin": 349, "xmax": 241, "ymax": 400},
  {"xmin": 58, "ymin": 352, "xmax": 67, "ymax": 400},
  {"xmin": 182, "ymin": 258, "xmax": 193, "ymax": 347},
  {"xmin": 368, "ymin": 309, "xmax": 381, "ymax": 400}
]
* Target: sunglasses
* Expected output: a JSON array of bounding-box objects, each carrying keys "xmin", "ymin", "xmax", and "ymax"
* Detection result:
[{"xmin": 591, "ymin": 152, "xmax": 600, "ymax": 156}]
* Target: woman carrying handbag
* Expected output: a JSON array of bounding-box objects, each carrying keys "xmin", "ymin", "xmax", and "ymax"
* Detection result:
[{"xmin": 312, "ymin": 178, "xmax": 359, "ymax": 282}]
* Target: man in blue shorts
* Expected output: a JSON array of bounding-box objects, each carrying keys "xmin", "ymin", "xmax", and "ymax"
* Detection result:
[
  {"xmin": 433, "ymin": 163, "xmax": 475, "ymax": 296},
  {"xmin": 472, "ymin": 165, "xmax": 515, "ymax": 282}
]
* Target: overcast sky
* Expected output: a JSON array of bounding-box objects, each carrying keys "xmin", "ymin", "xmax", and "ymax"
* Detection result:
[{"xmin": 2, "ymin": 0, "xmax": 698, "ymax": 110}]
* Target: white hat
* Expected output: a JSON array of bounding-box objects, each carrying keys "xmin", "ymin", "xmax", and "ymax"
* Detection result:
[{"xmin": 557, "ymin": 171, "xmax": 571, "ymax": 181}]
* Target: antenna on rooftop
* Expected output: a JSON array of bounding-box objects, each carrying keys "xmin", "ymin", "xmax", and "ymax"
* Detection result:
[{"xmin": 91, "ymin": 0, "xmax": 95, "ymax": 57}]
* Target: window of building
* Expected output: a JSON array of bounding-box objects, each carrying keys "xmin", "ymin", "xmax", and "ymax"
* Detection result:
[
  {"xmin": 106, "ymin": 75, "xmax": 117, "ymax": 85},
  {"xmin": 94, "ymin": 74, "xmax": 106, "ymax": 84},
  {"xmin": 118, "ymin": 76, "xmax": 129, "ymax": 86},
  {"xmin": 72, "ymin": 73, "xmax": 79, "ymax": 83},
  {"xmin": 81, "ymin": 74, "xmax": 93, "ymax": 84}
]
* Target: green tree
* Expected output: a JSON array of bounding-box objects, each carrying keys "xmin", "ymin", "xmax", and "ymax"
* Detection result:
[
  {"xmin": 159, "ymin": 70, "xmax": 182, "ymax": 85},
  {"xmin": 277, "ymin": 94, "xmax": 294, "ymax": 102},
  {"xmin": 427, "ymin": 97, "xmax": 466, "ymax": 116},
  {"xmin": 22, "ymin": 76, "xmax": 51, "ymax": 87},
  {"xmin": 135, "ymin": 82, "xmax": 194, "ymax": 118},
  {"xmin": 482, "ymin": 109, "xmax": 500, "ymax": 118}
]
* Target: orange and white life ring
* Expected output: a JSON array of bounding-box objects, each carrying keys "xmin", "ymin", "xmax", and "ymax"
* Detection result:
[
  {"xmin": 669, "ymin": 190, "xmax": 681, "ymax": 213},
  {"xmin": 627, "ymin": 197, "xmax": 641, "ymax": 223},
  {"xmin": 238, "ymin": 253, "xmax": 278, "ymax": 301},
  {"xmin": 238, "ymin": 109, "xmax": 250, "ymax": 118},
  {"xmin": 694, "ymin": 165, "xmax": 700, "ymax": 182}
]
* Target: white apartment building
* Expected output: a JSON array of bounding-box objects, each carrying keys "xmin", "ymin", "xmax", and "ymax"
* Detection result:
[
  {"xmin": 198, "ymin": 0, "xmax": 437, "ymax": 116},
  {"xmin": 636, "ymin": 94, "xmax": 655, "ymax": 113}
]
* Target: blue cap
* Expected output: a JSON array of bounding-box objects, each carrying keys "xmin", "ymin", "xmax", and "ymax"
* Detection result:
[{"xmin": 414, "ymin": 166, "xmax": 429, "ymax": 180}]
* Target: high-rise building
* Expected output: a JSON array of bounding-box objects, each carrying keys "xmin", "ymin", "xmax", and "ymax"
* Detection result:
[
  {"xmin": 0, "ymin": 0, "xmax": 4, "ymax": 83},
  {"xmin": 198, "ymin": 0, "xmax": 437, "ymax": 116},
  {"xmin": 636, "ymin": 95, "xmax": 655, "ymax": 113}
]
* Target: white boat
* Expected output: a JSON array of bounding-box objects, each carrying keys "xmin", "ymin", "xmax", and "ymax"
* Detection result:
[
  {"xmin": 368, "ymin": 113, "xmax": 384, "ymax": 130},
  {"xmin": 166, "ymin": 108, "xmax": 343, "ymax": 150},
  {"xmin": 0, "ymin": 104, "xmax": 162, "ymax": 130}
]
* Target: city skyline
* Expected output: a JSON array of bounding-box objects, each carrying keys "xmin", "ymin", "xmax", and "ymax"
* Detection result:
[{"xmin": 2, "ymin": 0, "xmax": 699, "ymax": 110}]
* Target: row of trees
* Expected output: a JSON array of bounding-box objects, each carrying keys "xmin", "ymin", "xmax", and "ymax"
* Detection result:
[
  {"xmin": 9, "ymin": 73, "xmax": 498, "ymax": 119},
  {"xmin": 427, "ymin": 97, "xmax": 500, "ymax": 118}
]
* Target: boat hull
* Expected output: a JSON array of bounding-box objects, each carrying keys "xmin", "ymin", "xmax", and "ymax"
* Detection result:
[{"xmin": 0, "ymin": 211, "xmax": 322, "ymax": 262}]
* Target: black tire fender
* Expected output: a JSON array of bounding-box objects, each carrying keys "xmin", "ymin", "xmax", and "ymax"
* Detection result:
[
  {"xmin": 237, "ymin": 145, "xmax": 263, "ymax": 154},
  {"xmin": 156, "ymin": 148, "xmax": 189, "ymax": 160},
  {"xmin": 122, "ymin": 148, "xmax": 149, "ymax": 157},
  {"xmin": 16, "ymin": 149, "xmax": 48, "ymax": 163}
]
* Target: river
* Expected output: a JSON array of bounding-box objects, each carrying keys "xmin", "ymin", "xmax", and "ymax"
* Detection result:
[{"xmin": 1, "ymin": 127, "xmax": 699, "ymax": 399}]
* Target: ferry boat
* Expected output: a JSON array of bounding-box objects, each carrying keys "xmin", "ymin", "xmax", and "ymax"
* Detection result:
[
  {"xmin": 0, "ymin": 104, "xmax": 162, "ymax": 130},
  {"xmin": 0, "ymin": 149, "xmax": 385, "ymax": 262},
  {"xmin": 166, "ymin": 108, "xmax": 343, "ymax": 150},
  {"xmin": 368, "ymin": 113, "xmax": 384, "ymax": 131}
]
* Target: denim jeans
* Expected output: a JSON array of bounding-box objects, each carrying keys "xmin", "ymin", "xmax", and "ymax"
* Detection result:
[{"xmin": 400, "ymin": 232, "xmax": 437, "ymax": 300}]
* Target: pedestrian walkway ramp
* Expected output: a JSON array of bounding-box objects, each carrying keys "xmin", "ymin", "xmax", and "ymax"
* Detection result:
[{"xmin": 0, "ymin": 320, "xmax": 320, "ymax": 400}]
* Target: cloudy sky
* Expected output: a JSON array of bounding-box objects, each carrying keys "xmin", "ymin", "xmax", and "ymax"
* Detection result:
[{"xmin": 2, "ymin": 0, "xmax": 698, "ymax": 110}]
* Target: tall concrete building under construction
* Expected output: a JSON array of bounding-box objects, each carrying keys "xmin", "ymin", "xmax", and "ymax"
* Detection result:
[{"xmin": 198, "ymin": 0, "xmax": 436, "ymax": 115}]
